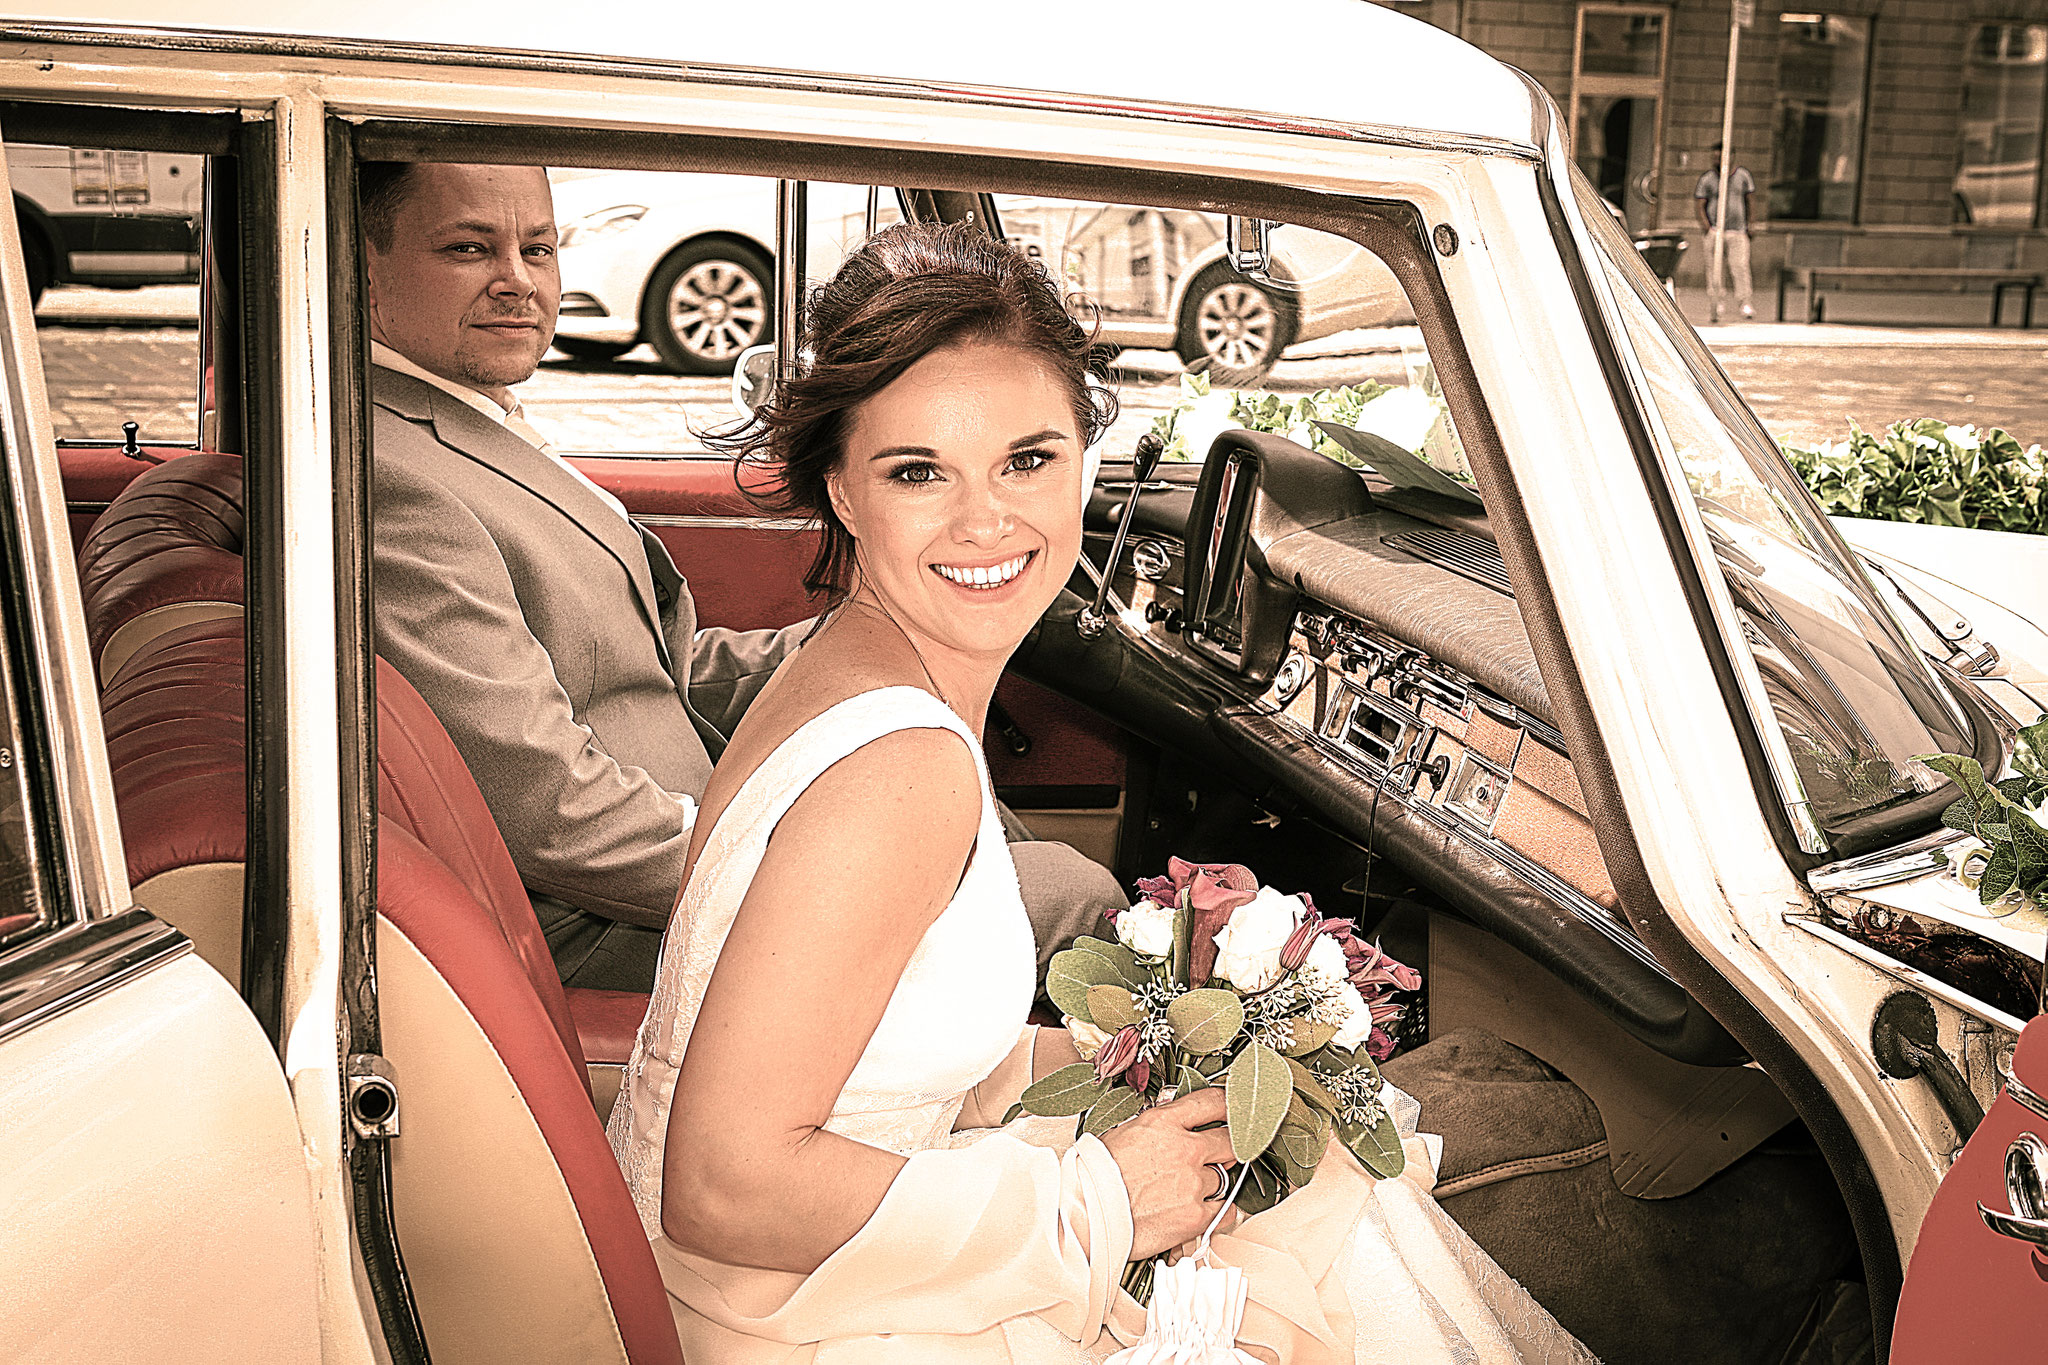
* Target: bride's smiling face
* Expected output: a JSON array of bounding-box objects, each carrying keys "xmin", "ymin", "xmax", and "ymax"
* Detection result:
[{"xmin": 828, "ymin": 340, "xmax": 1085, "ymax": 663}]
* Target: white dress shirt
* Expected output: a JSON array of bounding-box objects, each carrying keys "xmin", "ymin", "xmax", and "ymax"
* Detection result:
[{"xmin": 371, "ymin": 340, "xmax": 632, "ymax": 527}]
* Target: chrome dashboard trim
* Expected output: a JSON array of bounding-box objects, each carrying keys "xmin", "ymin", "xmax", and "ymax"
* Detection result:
[
  {"xmin": 0, "ymin": 909, "xmax": 191, "ymax": 1047},
  {"xmin": 0, "ymin": 22, "xmax": 1544, "ymax": 163},
  {"xmin": 1261, "ymin": 698, "xmax": 1671, "ymax": 977},
  {"xmin": 1807, "ymin": 829, "xmax": 1967, "ymax": 896},
  {"xmin": 632, "ymin": 513, "xmax": 816, "ymax": 532}
]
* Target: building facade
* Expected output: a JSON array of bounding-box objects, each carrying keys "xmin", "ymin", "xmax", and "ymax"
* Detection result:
[{"xmin": 1381, "ymin": 0, "xmax": 2048, "ymax": 305}]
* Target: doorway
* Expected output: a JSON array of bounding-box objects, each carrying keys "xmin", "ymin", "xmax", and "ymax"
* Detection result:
[{"xmin": 1571, "ymin": 4, "xmax": 1670, "ymax": 233}]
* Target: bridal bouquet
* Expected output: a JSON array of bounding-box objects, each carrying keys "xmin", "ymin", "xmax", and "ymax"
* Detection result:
[{"xmin": 1009, "ymin": 858, "xmax": 1421, "ymax": 1237}]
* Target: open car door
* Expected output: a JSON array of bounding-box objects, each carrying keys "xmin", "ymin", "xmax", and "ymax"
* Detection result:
[
  {"xmin": 1893, "ymin": 1007, "xmax": 2048, "ymax": 1359},
  {"xmin": 0, "ymin": 123, "xmax": 322, "ymax": 1362}
]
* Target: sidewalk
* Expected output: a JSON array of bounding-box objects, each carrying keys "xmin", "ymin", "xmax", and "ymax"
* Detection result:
[{"xmin": 1671, "ymin": 284, "xmax": 2048, "ymax": 348}]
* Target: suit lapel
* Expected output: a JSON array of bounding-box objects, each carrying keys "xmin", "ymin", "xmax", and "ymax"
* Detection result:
[{"xmin": 373, "ymin": 367, "xmax": 674, "ymax": 670}]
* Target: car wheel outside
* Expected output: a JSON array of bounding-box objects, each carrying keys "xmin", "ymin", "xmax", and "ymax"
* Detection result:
[
  {"xmin": 20, "ymin": 222, "xmax": 49, "ymax": 307},
  {"xmin": 642, "ymin": 239, "xmax": 774, "ymax": 376},
  {"xmin": 1174, "ymin": 262, "xmax": 1296, "ymax": 386},
  {"xmin": 550, "ymin": 336, "xmax": 634, "ymax": 362}
]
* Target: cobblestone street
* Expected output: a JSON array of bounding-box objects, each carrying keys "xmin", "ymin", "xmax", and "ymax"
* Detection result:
[{"xmin": 33, "ymin": 285, "xmax": 2048, "ymax": 457}]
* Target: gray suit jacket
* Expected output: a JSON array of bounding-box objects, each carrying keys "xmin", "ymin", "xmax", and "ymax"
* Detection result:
[{"xmin": 370, "ymin": 366, "xmax": 799, "ymax": 931}]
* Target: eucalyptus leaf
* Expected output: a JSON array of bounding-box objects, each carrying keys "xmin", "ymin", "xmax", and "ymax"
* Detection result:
[
  {"xmin": 1278, "ymin": 1018, "xmax": 1339, "ymax": 1057},
  {"xmin": 1001, "ymin": 1102, "xmax": 1024, "ymax": 1126},
  {"xmin": 1341, "ymin": 1108, "xmax": 1407, "ymax": 1180},
  {"xmin": 1019, "ymin": 1062, "xmax": 1109, "ymax": 1117},
  {"xmin": 1166, "ymin": 989, "xmax": 1245, "ymax": 1054},
  {"xmin": 1082, "ymin": 1085, "xmax": 1147, "ymax": 1137},
  {"xmin": 1285, "ymin": 1057, "xmax": 1340, "ymax": 1117},
  {"xmin": 1176, "ymin": 1065, "xmax": 1212, "ymax": 1095},
  {"xmin": 1046, "ymin": 949, "xmax": 1126, "ymax": 1021},
  {"xmin": 1233, "ymin": 1155, "xmax": 1289, "ymax": 1217},
  {"xmin": 1087, "ymin": 984, "xmax": 1143, "ymax": 1031},
  {"xmin": 1225, "ymin": 1040, "xmax": 1292, "ymax": 1164},
  {"xmin": 1070, "ymin": 936, "xmax": 1145, "ymax": 984}
]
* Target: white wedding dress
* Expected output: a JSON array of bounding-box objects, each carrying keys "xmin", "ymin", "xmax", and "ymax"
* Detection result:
[{"xmin": 608, "ymin": 685, "xmax": 1595, "ymax": 1363}]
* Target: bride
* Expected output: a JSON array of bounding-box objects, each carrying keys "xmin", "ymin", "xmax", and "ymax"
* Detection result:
[{"xmin": 607, "ymin": 221, "xmax": 1593, "ymax": 1363}]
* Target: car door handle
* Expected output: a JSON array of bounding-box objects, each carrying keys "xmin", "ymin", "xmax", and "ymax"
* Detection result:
[{"xmin": 1980, "ymin": 1132, "xmax": 2048, "ymax": 1247}]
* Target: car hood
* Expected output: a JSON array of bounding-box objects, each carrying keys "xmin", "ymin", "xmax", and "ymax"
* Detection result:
[{"xmin": 1832, "ymin": 515, "xmax": 2048, "ymax": 703}]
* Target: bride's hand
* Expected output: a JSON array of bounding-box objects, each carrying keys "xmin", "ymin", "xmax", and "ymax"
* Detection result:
[{"xmin": 1099, "ymin": 1088, "xmax": 1238, "ymax": 1260}]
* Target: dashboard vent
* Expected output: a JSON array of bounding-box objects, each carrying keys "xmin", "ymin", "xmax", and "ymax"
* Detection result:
[{"xmin": 1383, "ymin": 528, "xmax": 1512, "ymax": 596}]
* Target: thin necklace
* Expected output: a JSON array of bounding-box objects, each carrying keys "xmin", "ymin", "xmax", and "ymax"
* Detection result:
[{"xmin": 842, "ymin": 587, "xmax": 960, "ymax": 719}]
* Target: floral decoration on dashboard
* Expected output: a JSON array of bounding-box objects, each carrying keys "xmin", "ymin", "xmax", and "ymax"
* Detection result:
[{"xmin": 1010, "ymin": 857, "xmax": 1422, "ymax": 1238}]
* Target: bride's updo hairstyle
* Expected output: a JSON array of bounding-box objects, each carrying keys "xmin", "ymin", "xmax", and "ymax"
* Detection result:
[{"xmin": 722, "ymin": 220, "xmax": 1118, "ymax": 602}]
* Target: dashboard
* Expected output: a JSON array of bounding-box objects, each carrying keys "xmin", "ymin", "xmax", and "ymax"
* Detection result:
[{"xmin": 1041, "ymin": 430, "xmax": 1740, "ymax": 1065}]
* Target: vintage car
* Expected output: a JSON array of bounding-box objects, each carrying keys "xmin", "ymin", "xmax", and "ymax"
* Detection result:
[{"xmin": 1, "ymin": 3, "xmax": 2044, "ymax": 1362}]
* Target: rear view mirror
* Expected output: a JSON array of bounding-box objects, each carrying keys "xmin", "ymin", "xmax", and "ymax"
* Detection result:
[{"xmin": 732, "ymin": 344, "xmax": 776, "ymax": 415}]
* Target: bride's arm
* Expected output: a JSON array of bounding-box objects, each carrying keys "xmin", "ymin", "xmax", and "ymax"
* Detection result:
[
  {"xmin": 660, "ymin": 728, "xmax": 975, "ymax": 1273},
  {"xmin": 952, "ymin": 1027, "xmax": 1083, "ymax": 1131}
]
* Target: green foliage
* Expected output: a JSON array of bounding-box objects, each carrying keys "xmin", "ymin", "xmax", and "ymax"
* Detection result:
[
  {"xmin": 1085, "ymin": 984, "xmax": 1142, "ymax": 1031},
  {"xmin": 1044, "ymin": 937, "xmax": 1142, "ymax": 1020},
  {"xmin": 1920, "ymin": 720, "xmax": 2048, "ymax": 907},
  {"xmin": 1228, "ymin": 383, "xmax": 1391, "ymax": 465},
  {"xmin": 1147, "ymin": 373, "xmax": 1391, "ymax": 465},
  {"xmin": 1164, "ymin": 988, "xmax": 1243, "ymax": 1054},
  {"xmin": 1783, "ymin": 419, "xmax": 2048, "ymax": 535},
  {"xmin": 1017, "ymin": 1062, "xmax": 1108, "ymax": 1116},
  {"xmin": 1224, "ymin": 1040, "xmax": 1293, "ymax": 1164}
]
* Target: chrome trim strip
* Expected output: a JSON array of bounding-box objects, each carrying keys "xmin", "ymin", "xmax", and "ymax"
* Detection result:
[
  {"xmin": 1517, "ymin": 69, "xmax": 1829, "ymax": 857},
  {"xmin": 1262, "ymin": 702, "xmax": 1669, "ymax": 975},
  {"xmin": 0, "ymin": 909, "xmax": 190, "ymax": 1046},
  {"xmin": 2007, "ymin": 1069, "xmax": 2048, "ymax": 1125},
  {"xmin": 1783, "ymin": 912, "xmax": 2029, "ymax": 1035},
  {"xmin": 1807, "ymin": 829, "xmax": 1967, "ymax": 896},
  {"xmin": 0, "ymin": 22, "xmax": 1543, "ymax": 164},
  {"xmin": 632, "ymin": 513, "xmax": 816, "ymax": 532}
]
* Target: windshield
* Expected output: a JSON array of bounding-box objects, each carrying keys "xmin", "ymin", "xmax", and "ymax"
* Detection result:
[{"xmin": 1571, "ymin": 172, "xmax": 1973, "ymax": 835}]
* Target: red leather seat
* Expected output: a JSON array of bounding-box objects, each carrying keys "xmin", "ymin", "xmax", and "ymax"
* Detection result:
[
  {"xmin": 77, "ymin": 450, "xmax": 246, "ymax": 684},
  {"xmin": 101, "ymin": 619, "xmax": 681, "ymax": 1365}
]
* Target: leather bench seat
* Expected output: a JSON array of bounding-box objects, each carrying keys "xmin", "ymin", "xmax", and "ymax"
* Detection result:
[
  {"xmin": 101, "ymin": 617, "xmax": 680, "ymax": 1365},
  {"xmin": 77, "ymin": 450, "xmax": 247, "ymax": 684}
]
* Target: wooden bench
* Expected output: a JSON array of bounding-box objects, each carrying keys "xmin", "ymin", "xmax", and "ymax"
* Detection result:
[{"xmin": 1776, "ymin": 264, "xmax": 2041, "ymax": 326}]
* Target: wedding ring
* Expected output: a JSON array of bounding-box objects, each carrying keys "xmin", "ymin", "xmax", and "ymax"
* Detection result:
[{"xmin": 1204, "ymin": 1162, "xmax": 1231, "ymax": 1203}]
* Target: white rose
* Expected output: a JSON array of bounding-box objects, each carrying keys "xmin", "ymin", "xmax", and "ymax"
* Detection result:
[
  {"xmin": 1209, "ymin": 887, "xmax": 1308, "ymax": 991},
  {"xmin": 1305, "ymin": 932, "xmax": 1348, "ymax": 983},
  {"xmin": 1117, "ymin": 900, "xmax": 1177, "ymax": 958},
  {"xmin": 1064, "ymin": 1016, "xmax": 1112, "ymax": 1060},
  {"xmin": 1330, "ymin": 980, "xmax": 1375, "ymax": 1051}
]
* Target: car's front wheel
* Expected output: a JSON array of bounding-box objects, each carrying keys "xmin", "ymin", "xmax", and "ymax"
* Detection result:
[
  {"xmin": 1174, "ymin": 261, "xmax": 1296, "ymax": 385},
  {"xmin": 642, "ymin": 239, "xmax": 773, "ymax": 376}
]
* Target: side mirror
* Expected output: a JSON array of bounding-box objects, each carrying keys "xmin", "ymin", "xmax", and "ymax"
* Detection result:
[
  {"xmin": 732, "ymin": 344, "xmax": 777, "ymax": 415},
  {"xmin": 1226, "ymin": 215, "xmax": 1274, "ymax": 281}
]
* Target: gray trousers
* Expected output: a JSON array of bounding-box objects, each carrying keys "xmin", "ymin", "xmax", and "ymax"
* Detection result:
[{"xmin": 539, "ymin": 811, "xmax": 1124, "ymax": 992}]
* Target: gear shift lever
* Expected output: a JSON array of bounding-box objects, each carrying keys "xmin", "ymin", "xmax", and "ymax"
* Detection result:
[{"xmin": 1077, "ymin": 432, "xmax": 1165, "ymax": 640}]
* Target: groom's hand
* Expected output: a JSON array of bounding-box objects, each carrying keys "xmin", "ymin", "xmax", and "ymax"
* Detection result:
[{"xmin": 1100, "ymin": 1088, "xmax": 1238, "ymax": 1260}]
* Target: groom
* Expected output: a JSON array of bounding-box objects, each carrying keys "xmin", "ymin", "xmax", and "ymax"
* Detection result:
[{"xmin": 364, "ymin": 160, "xmax": 1122, "ymax": 990}]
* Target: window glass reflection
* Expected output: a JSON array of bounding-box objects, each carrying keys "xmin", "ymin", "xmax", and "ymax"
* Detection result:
[
  {"xmin": 1770, "ymin": 14, "xmax": 1871, "ymax": 222},
  {"xmin": 1954, "ymin": 22, "xmax": 2047, "ymax": 228}
]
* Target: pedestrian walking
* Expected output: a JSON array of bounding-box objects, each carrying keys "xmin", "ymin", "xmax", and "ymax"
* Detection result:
[{"xmin": 1695, "ymin": 141, "xmax": 1755, "ymax": 322}]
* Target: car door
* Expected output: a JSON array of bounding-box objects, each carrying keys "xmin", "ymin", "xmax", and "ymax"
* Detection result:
[
  {"xmin": 0, "ymin": 121, "xmax": 322, "ymax": 1364},
  {"xmin": 1892, "ymin": 1002, "xmax": 2048, "ymax": 1359}
]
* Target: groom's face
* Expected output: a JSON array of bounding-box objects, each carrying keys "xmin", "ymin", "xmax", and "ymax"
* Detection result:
[{"xmin": 829, "ymin": 340, "xmax": 1084, "ymax": 663}]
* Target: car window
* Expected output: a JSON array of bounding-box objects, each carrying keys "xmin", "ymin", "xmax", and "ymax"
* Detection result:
[
  {"xmin": 989, "ymin": 194, "xmax": 1467, "ymax": 493},
  {"xmin": 1573, "ymin": 169, "xmax": 1973, "ymax": 834},
  {"xmin": 9, "ymin": 142, "xmax": 204, "ymax": 449},
  {"xmin": 535, "ymin": 172, "xmax": 897, "ymax": 456}
]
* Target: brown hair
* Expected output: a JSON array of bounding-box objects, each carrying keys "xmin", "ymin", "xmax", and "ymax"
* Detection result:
[
  {"xmin": 716, "ymin": 221, "xmax": 1117, "ymax": 601},
  {"xmin": 357, "ymin": 161, "xmax": 419, "ymax": 252}
]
